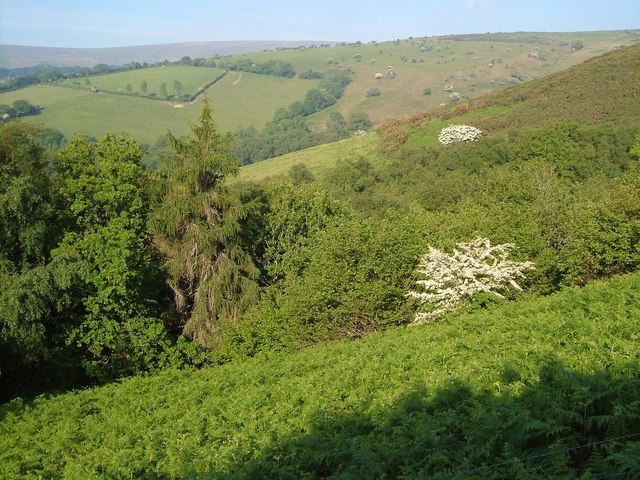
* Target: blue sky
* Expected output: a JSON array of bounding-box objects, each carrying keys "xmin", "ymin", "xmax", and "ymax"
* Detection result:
[{"xmin": 1, "ymin": 0, "xmax": 639, "ymax": 48}]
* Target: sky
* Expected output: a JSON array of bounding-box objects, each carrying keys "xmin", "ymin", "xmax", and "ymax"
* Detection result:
[{"xmin": 1, "ymin": 0, "xmax": 639, "ymax": 48}]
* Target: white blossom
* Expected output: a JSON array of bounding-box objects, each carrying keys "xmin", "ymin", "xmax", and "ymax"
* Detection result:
[
  {"xmin": 438, "ymin": 124, "xmax": 483, "ymax": 145},
  {"xmin": 408, "ymin": 237, "xmax": 534, "ymax": 324}
]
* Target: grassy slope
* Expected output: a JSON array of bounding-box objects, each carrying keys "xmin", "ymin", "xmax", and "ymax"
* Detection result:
[
  {"xmin": 1, "ymin": 271, "xmax": 639, "ymax": 478},
  {"xmin": 237, "ymin": 130, "xmax": 382, "ymax": 183},
  {"xmin": 0, "ymin": 71, "xmax": 318, "ymax": 144},
  {"xmin": 239, "ymin": 41, "xmax": 640, "ymax": 183},
  {"xmin": 246, "ymin": 30, "xmax": 639, "ymax": 129},
  {"xmin": 61, "ymin": 65, "xmax": 226, "ymax": 97}
]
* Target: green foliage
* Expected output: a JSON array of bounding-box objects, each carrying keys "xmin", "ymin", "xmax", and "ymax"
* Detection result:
[
  {"xmin": 298, "ymin": 69, "xmax": 323, "ymax": 79},
  {"xmin": 221, "ymin": 58, "xmax": 295, "ymax": 78},
  {"xmin": 631, "ymin": 135, "xmax": 640, "ymax": 159},
  {"xmin": 151, "ymin": 101, "xmax": 259, "ymax": 349},
  {"xmin": 346, "ymin": 111, "xmax": 373, "ymax": 132},
  {"xmin": 0, "ymin": 122, "xmax": 82, "ymax": 397},
  {"xmin": 288, "ymin": 163, "xmax": 315, "ymax": 185},
  {"xmin": 240, "ymin": 212, "xmax": 426, "ymax": 352},
  {"xmin": 55, "ymin": 133, "xmax": 173, "ymax": 381},
  {"xmin": 2, "ymin": 271, "xmax": 639, "ymax": 478},
  {"xmin": 158, "ymin": 82, "xmax": 167, "ymax": 98},
  {"xmin": 319, "ymin": 121, "xmax": 640, "ymax": 295},
  {"xmin": 0, "ymin": 122, "xmax": 57, "ymax": 270},
  {"xmin": 259, "ymin": 181, "xmax": 348, "ymax": 283}
]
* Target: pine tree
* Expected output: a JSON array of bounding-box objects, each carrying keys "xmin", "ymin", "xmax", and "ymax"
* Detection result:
[{"xmin": 151, "ymin": 100, "xmax": 258, "ymax": 348}]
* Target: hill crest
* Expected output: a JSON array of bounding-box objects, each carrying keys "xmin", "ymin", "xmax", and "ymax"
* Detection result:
[{"xmin": 0, "ymin": 40, "xmax": 329, "ymax": 68}]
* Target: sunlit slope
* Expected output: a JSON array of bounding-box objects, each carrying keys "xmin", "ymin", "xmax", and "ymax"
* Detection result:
[
  {"xmin": 2, "ymin": 272, "xmax": 639, "ymax": 478},
  {"xmin": 0, "ymin": 70, "xmax": 319, "ymax": 144},
  {"xmin": 240, "ymin": 41, "xmax": 640, "ymax": 183},
  {"xmin": 245, "ymin": 30, "xmax": 640, "ymax": 128},
  {"xmin": 237, "ymin": 131, "xmax": 382, "ymax": 183}
]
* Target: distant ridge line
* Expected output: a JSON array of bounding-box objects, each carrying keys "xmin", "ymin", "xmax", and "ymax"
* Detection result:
[{"xmin": 0, "ymin": 40, "xmax": 333, "ymax": 69}]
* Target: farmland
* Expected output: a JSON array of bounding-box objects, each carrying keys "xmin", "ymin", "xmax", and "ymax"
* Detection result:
[
  {"xmin": 1, "ymin": 30, "xmax": 638, "ymax": 145},
  {"xmin": 0, "ymin": 69, "xmax": 319, "ymax": 144}
]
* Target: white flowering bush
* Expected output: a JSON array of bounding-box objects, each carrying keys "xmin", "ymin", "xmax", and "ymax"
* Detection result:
[
  {"xmin": 438, "ymin": 124, "xmax": 483, "ymax": 145},
  {"xmin": 407, "ymin": 237, "xmax": 534, "ymax": 325}
]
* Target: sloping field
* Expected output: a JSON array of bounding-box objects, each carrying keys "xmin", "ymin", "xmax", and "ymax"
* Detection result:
[
  {"xmin": 0, "ymin": 71, "xmax": 319, "ymax": 144},
  {"xmin": 1, "ymin": 271, "xmax": 639, "ymax": 478},
  {"xmin": 61, "ymin": 65, "xmax": 226, "ymax": 98},
  {"xmin": 205, "ymin": 70, "xmax": 320, "ymax": 129},
  {"xmin": 237, "ymin": 131, "xmax": 382, "ymax": 183},
  {"xmin": 240, "ymin": 41, "xmax": 640, "ymax": 184},
  {"xmin": 245, "ymin": 30, "xmax": 640, "ymax": 128}
]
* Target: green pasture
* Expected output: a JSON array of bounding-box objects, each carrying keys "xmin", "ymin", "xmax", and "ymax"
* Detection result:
[
  {"xmin": 206, "ymin": 70, "xmax": 320, "ymax": 129},
  {"xmin": 0, "ymin": 85, "xmax": 199, "ymax": 144},
  {"xmin": 62, "ymin": 65, "xmax": 226, "ymax": 97},
  {"xmin": 0, "ymin": 73, "xmax": 319, "ymax": 144},
  {"xmin": 237, "ymin": 131, "xmax": 383, "ymax": 183}
]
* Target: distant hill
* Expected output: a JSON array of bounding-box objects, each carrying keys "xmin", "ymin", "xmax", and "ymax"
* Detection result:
[
  {"xmin": 239, "ymin": 41, "xmax": 640, "ymax": 183},
  {"xmin": 0, "ymin": 41, "xmax": 328, "ymax": 68},
  {"xmin": 1, "ymin": 30, "xmax": 638, "ymax": 147}
]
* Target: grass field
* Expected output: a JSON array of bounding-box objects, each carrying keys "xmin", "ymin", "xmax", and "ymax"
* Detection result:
[
  {"xmin": 204, "ymin": 70, "xmax": 320, "ymax": 129},
  {"xmin": 62, "ymin": 65, "xmax": 226, "ymax": 98},
  {"xmin": 0, "ymin": 72, "xmax": 319, "ymax": 144},
  {"xmin": 2, "ymin": 271, "xmax": 639, "ymax": 478},
  {"xmin": 237, "ymin": 130, "xmax": 383, "ymax": 183}
]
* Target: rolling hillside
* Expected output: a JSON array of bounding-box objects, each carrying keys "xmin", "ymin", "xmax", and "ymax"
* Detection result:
[
  {"xmin": 1, "ymin": 30, "xmax": 638, "ymax": 145},
  {"xmin": 239, "ymin": 40, "xmax": 640, "ymax": 183},
  {"xmin": 2, "ymin": 271, "xmax": 639, "ymax": 478}
]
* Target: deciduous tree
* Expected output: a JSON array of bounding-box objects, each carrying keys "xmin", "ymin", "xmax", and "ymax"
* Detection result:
[
  {"xmin": 408, "ymin": 237, "xmax": 534, "ymax": 324},
  {"xmin": 55, "ymin": 133, "xmax": 173, "ymax": 380}
]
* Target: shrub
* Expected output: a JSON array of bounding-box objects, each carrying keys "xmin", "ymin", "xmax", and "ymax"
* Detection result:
[
  {"xmin": 408, "ymin": 237, "xmax": 534, "ymax": 324},
  {"xmin": 379, "ymin": 119, "xmax": 409, "ymax": 154},
  {"xmin": 438, "ymin": 124, "xmax": 483, "ymax": 145}
]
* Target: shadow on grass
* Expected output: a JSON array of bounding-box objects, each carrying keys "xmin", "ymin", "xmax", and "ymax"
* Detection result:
[{"xmin": 210, "ymin": 361, "xmax": 640, "ymax": 479}]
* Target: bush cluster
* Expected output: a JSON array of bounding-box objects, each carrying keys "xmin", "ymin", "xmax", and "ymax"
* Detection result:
[{"xmin": 438, "ymin": 124, "xmax": 483, "ymax": 144}]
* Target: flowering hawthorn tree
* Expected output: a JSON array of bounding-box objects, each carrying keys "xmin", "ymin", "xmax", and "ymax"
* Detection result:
[
  {"xmin": 438, "ymin": 124, "xmax": 483, "ymax": 145},
  {"xmin": 408, "ymin": 237, "xmax": 534, "ymax": 325}
]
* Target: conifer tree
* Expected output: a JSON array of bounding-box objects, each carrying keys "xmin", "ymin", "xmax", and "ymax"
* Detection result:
[{"xmin": 151, "ymin": 100, "xmax": 258, "ymax": 348}]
